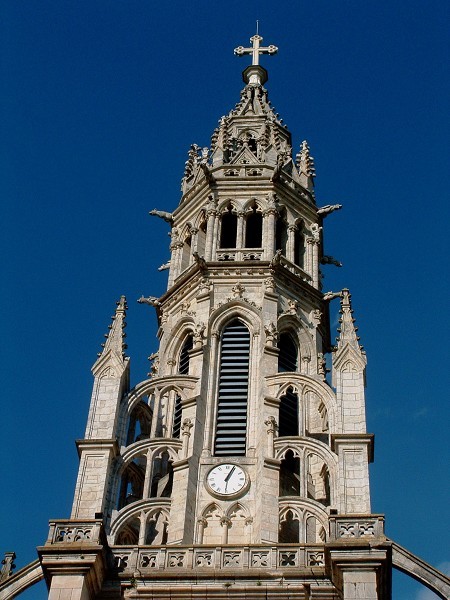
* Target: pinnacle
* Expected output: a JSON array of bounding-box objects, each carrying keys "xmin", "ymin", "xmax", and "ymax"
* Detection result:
[
  {"xmin": 335, "ymin": 289, "xmax": 365, "ymax": 354},
  {"xmin": 96, "ymin": 296, "xmax": 128, "ymax": 359}
]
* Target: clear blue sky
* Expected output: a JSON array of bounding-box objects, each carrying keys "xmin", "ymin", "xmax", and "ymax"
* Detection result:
[{"xmin": 2, "ymin": 2, "xmax": 449, "ymax": 599}]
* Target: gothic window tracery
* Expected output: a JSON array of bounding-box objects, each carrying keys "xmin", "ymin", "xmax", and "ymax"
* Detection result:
[
  {"xmin": 293, "ymin": 222, "xmax": 305, "ymax": 268},
  {"xmin": 126, "ymin": 401, "xmax": 152, "ymax": 445},
  {"xmin": 118, "ymin": 457, "xmax": 146, "ymax": 509},
  {"xmin": 214, "ymin": 318, "xmax": 250, "ymax": 456}
]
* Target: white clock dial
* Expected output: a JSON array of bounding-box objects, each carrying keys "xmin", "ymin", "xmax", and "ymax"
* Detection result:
[{"xmin": 206, "ymin": 464, "xmax": 248, "ymax": 497}]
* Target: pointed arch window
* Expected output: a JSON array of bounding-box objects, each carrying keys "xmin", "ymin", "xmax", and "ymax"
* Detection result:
[
  {"xmin": 278, "ymin": 332, "xmax": 298, "ymax": 372},
  {"xmin": 214, "ymin": 319, "xmax": 250, "ymax": 456},
  {"xmin": 279, "ymin": 450, "xmax": 300, "ymax": 496},
  {"xmin": 179, "ymin": 334, "xmax": 193, "ymax": 375},
  {"xmin": 279, "ymin": 387, "xmax": 299, "ymax": 437},
  {"xmin": 220, "ymin": 205, "xmax": 238, "ymax": 248},
  {"xmin": 245, "ymin": 204, "xmax": 263, "ymax": 248}
]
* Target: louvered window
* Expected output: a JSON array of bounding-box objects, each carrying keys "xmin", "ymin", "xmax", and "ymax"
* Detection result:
[
  {"xmin": 179, "ymin": 335, "xmax": 193, "ymax": 374},
  {"xmin": 278, "ymin": 332, "xmax": 298, "ymax": 372},
  {"xmin": 172, "ymin": 395, "xmax": 182, "ymax": 439},
  {"xmin": 279, "ymin": 387, "xmax": 299, "ymax": 437},
  {"xmin": 214, "ymin": 319, "xmax": 250, "ymax": 456}
]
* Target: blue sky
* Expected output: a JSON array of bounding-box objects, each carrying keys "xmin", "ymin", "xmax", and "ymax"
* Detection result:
[{"xmin": 1, "ymin": 1, "xmax": 449, "ymax": 598}]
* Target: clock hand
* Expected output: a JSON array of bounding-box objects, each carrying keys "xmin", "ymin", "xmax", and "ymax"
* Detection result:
[{"xmin": 224, "ymin": 466, "xmax": 236, "ymax": 483}]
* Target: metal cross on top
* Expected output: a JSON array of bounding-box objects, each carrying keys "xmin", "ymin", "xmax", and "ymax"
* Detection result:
[{"xmin": 234, "ymin": 34, "xmax": 278, "ymax": 66}]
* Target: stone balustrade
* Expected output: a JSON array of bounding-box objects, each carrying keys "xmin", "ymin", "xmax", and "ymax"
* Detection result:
[
  {"xmin": 45, "ymin": 519, "xmax": 104, "ymax": 545},
  {"xmin": 110, "ymin": 544, "xmax": 326, "ymax": 574},
  {"xmin": 328, "ymin": 515, "xmax": 385, "ymax": 541}
]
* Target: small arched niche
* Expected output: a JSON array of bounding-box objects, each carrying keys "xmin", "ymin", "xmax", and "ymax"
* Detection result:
[{"xmin": 178, "ymin": 334, "xmax": 193, "ymax": 375}]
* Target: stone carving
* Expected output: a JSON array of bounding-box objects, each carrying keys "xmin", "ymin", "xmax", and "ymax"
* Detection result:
[
  {"xmin": 192, "ymin": 251, "xmax": 207, "ymax": 272},
  {"xmin": 321, "ymin": 255, "xmax": 342, "ymax": 267},
  {"xmin": 193, "ymin": 323, "xmax": 206, "ymax": 348},
  {"xmin": 264, "ymin": 322, "xmax": 278, "ymax": 347},
  {"xmin": 149, "ymin": 209, "xmax": 173, "ymax": 224},
  {"xmin": 148, "ymin": 352, "xmax": 159, "ymax": 377},
  {"xmin": 311, "ymin": 309, "xmax": 322, "ymax": 327},
  {"xmin": 287, "ymin": 299, "xmax": 298, "ymax": 315},
  {"xmin": 223, "ymin": 552, "xmax": 241, "ymax": 567},
  {"xmin": 339, "ymin": 522, "xmax": 356, "ymax": 537},
  {"xmin": 138, "ymin": 295, "xmax": 161, "ymax": 307},
  {"xmin": 317, "ymin": 203, "xmax": 342, "ymax": 216},
  {"xmin": 55, "ymin": 526, "xmax": 92, "ymax": 543},
  {"xmin": 0, "ymin": 552, "xmax": 16, "ymax": 582},
  {"xmin": 279, "ymin": 552, "xmax": 297, "ymax": 567},
  {"xmin": 114, "ymin": 555, "xmax": 129, "ymax": 571},
  {"xmin": 251, "ymin": 552, "xmax": 269, "ymax": 567},
  {"xmin": 140, "ymin": 554, "xmax": 157, "ymax": 568},
  {"xmin": 196, "ymin": 552, "xmax": 213, "ymax": 567},
  {"xmin": 269, "ymin": 249, "xmax": 282, "ymax": 268},
  {"xmin": 307, "ymin": 552, "xmax": 325, "ymax": 567},
  {"xmin": 310, "ymin": 223, "xmax": 322, "ymax": 242},
  {"xmin": 198, "ymin": 277, "xmax": 211, "ymax": 294},
  {"xmin": 232, "ymin": 282, "xmax": 245, "ymax": 298},
  {"xmin": 359, "ymin": 522, "xmax": 375, "ymax": 536},
  {"xmin": 323, "ymin": 290, "xmax": 342, "ymax": 301},
  {"xmin": 168, "ymin": 553, "xmax": 185, "ymax": 568},
  {"xmin": 158, "ymin": 261, "xmax": 171, "ymax": 271},
  {"xmin": 317, "ymin": 352, "xmax": 326, "ymax": 377},
  {"xmin": 264, "ymin": 277, "xmax": 276, "ymax": 293}
]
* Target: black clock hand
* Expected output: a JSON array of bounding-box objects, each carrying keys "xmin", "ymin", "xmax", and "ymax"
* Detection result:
[{"xmin": 225, "ymin": 466, "xmax": 236, "ymax": 483}]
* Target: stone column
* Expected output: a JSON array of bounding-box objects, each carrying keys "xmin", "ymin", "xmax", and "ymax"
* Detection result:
[
  {"xmin": 287, "ymin": 225, "xmax": 297, "ymax": 263},
  {"xmin": 204, "ymin": 196, "xmax": 218, "ymax": 260},
  {"xmin": 236, "ymin": 211, "xmax": 245, "ymax": 248},
  {"xmin": 265, "ymin": 416, "xmax": 277, "ymax": 458},
  {"xmin": 190, "ymin": 227, "xmax": 199, "ymax": 255},
  {"xmin": 142, "ymin": 449, "xmax": 153, "ymax": 499},
  {"xmin": 150, "ymin": 390, "xmax": 161, "ymax": 438},
  {"xmin": 220, "ymin": 517, "xmax": 231, "ymax": 544},
  {"xmin": 263, "ymin": 207, "xmax": 277, "ymax": 260}
]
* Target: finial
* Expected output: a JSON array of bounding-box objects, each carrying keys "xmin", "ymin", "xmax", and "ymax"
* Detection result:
[{"xmin": 234, "ymin": 33, "xmax": 278, "ymax": 86}]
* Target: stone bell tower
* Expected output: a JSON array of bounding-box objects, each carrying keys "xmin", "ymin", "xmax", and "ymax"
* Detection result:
[{"xmin": 8, "ymin": 33, "xmax": 444, "ymax": 600}]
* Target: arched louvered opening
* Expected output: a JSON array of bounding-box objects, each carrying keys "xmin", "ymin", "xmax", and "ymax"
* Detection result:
[
  {"xmin": 279, "ymin": 388, "xmax": 299, "ymax": 437},
  {"xmin": 275, "ymin": 211, "xmax": 288, "ymax": 255},
  {"xmin": 279, "ymin": 450, "xmax": 300, "ymax": 496},
  {"xmin": 117, "ymin": 457, "xmax": 146, "ymax": 510},
  {"xmin": 172, "ymin": 395, "xmax": 182, "ymax": 439},
  {"xmin": 150, "ymin": 451, "xmax": 174, "ymax": 498},
  {"xmin": 278, "ymin": 332, "xmax": 298, "ymax": 372},
  {"xmin": 279, "ymin": 510, "xmax": 300, "ymax": 543},
  {"xmin": 214, "ymin": 319, "xmax": 250, "ymax": 456},
  {"xmin": 245, "ymin": 204, "xmax": 263, "ymax": 248},
  {"xmin": 294, "ymin": 227, "xmax": 304, "ymax": 268},
  {"xmin": 179, "ymin": 334, "xmax": 193, "ymax": 374},
  {"xmin": 220, "ymin": 205, "xmax": 237, "ymax": 248}
]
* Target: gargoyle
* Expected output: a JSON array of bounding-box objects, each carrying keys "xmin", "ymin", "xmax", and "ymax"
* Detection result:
[
  {"xmin": 322, "ymin": 290, "xmax": 342, "ymax": 301},
  {"xmin": 137, "ymin": 295, "xmax": 161, "ymax": 307},
  {"xmin": 317, "ymin": 204, "xmax": 343, "ymax": 216},
  {"xmin": 149, "ymin": 209, "xmax": 173, "ymax": 224},
  {"xmin": 321, "ymin": 255, "xmax": 343, "ymax": 267}
]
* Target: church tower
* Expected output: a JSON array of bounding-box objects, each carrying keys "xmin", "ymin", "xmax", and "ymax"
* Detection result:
[{"xmin": 11, "ymin": 34, "xmax": 444, "ymax": 600}]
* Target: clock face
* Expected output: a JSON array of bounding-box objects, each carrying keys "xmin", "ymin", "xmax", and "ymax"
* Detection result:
[{"xmin": 206, "ymin": 464, "xmax": 248, "ymax": 497}]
